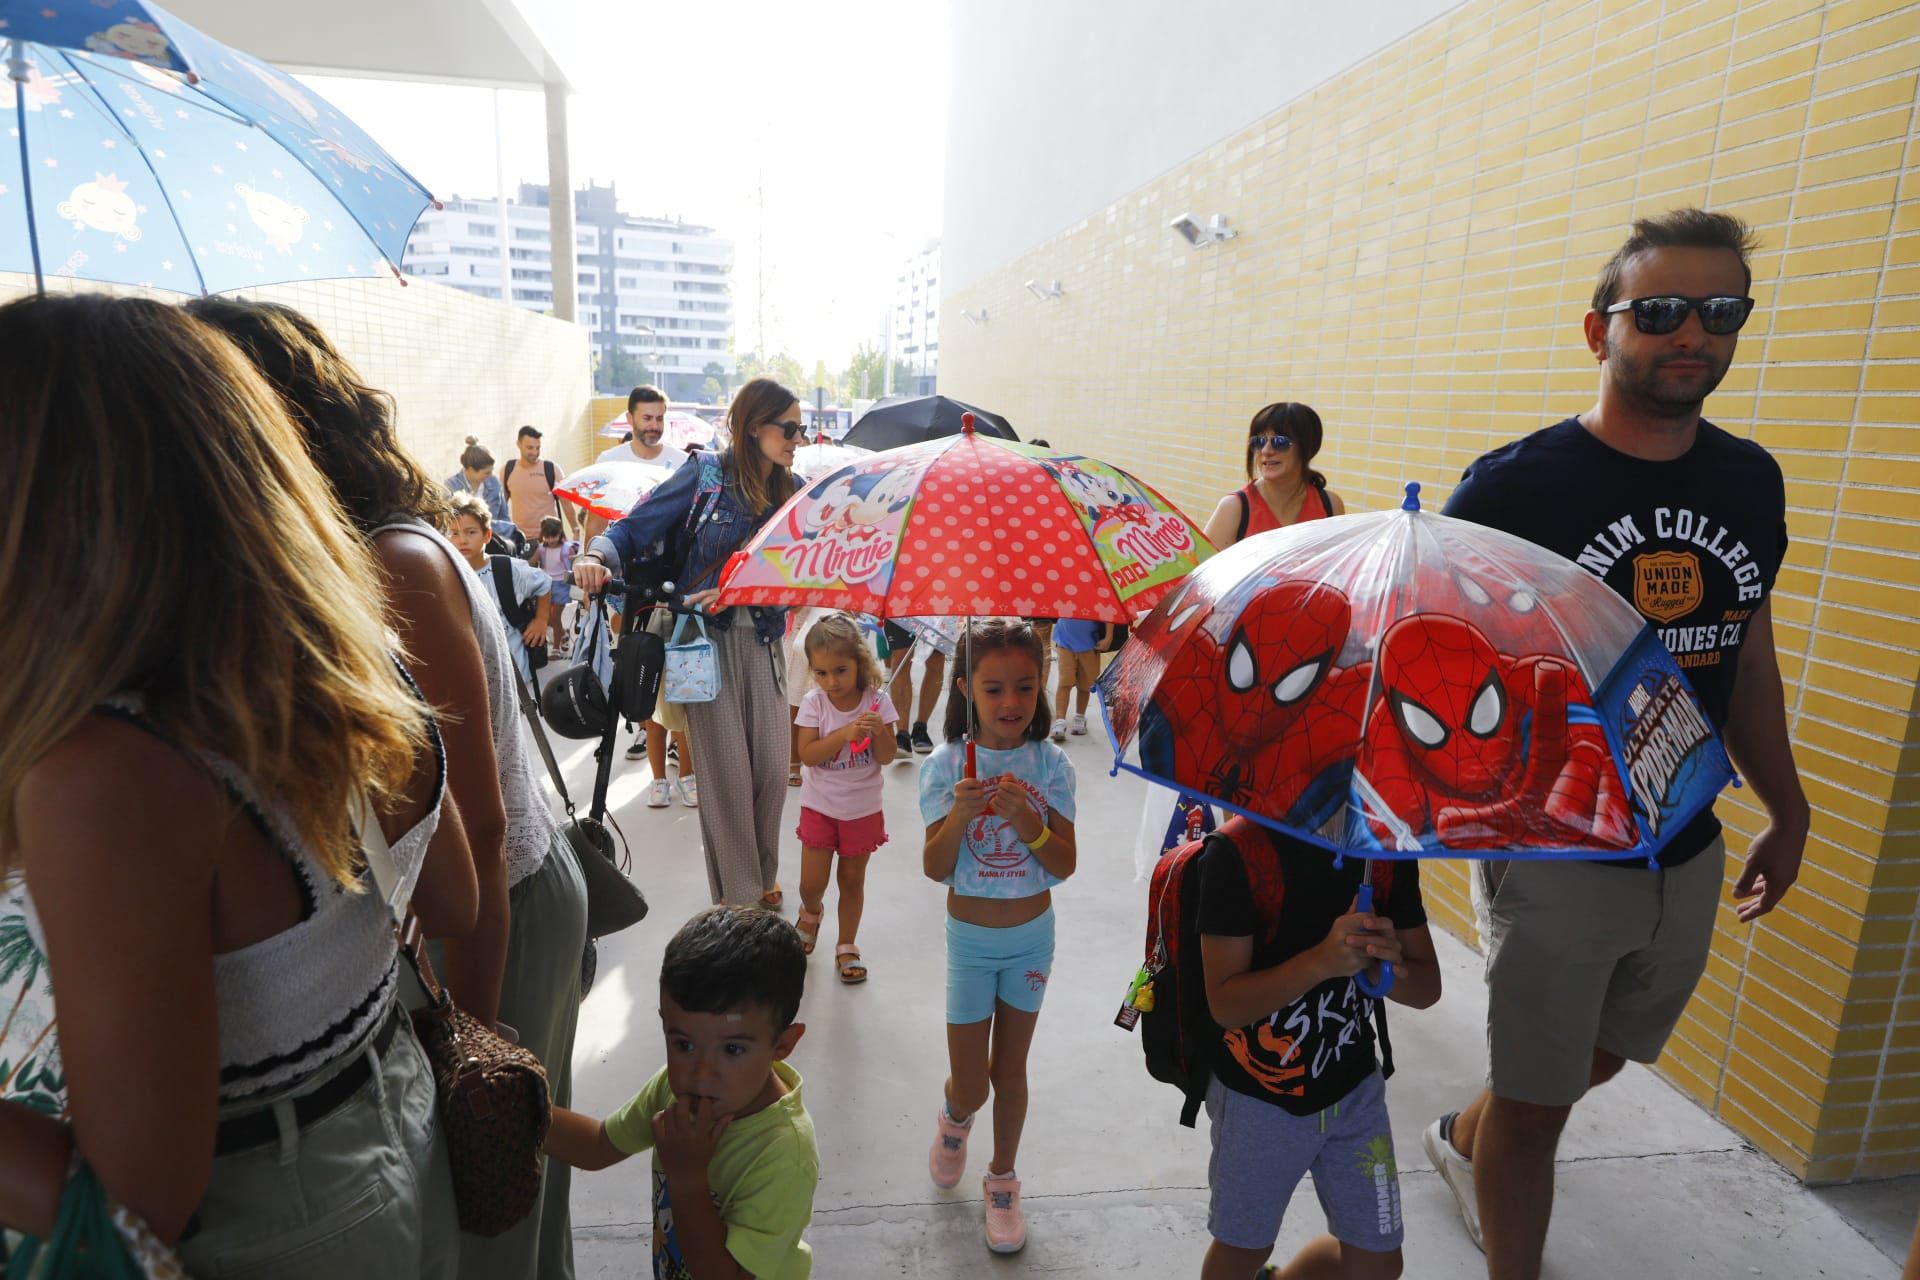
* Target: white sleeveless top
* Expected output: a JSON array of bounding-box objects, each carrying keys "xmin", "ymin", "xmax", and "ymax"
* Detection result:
[
  {"xmin": 374, "ymin": 518, "xmax": 555, "ymax": 887},
  {"xmin": 0, "ymin": 693, "xmax": 442, "ymax": 1106}
]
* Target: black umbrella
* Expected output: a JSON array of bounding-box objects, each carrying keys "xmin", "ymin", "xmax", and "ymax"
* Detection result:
[{"xmin": 843, "ymin": 395, "xmax": 1018, "ymax": 450}]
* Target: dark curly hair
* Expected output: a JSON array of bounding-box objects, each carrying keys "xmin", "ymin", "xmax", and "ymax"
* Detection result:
[
  {"xmin": 185, "ymin": 297, "xmax": 445, "ymax": 533},
  {"xmin": 660, "ymin": 906, "xmax": 807, "ymax": 1031}
]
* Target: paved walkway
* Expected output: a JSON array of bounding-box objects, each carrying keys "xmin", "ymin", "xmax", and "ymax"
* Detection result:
[{"xmin": 545, "ymin": 674, "xmax": 1902, "ymax": 1278}]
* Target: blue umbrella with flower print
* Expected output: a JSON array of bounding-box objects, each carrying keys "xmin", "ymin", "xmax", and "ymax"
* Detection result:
[{"xmin": 1, "ymin": 0, "xmax": 435, "ymax": 293}]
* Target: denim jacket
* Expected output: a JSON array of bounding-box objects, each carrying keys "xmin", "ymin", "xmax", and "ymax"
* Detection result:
[{"xmin": 589, "ymin": 449, "xmax": 789, "ymax": 645}]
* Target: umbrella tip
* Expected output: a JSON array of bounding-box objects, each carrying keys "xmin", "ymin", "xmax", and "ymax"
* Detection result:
[
  {"xmin": 961, "ymin": 411, "xmax": 975, "ymax": 434},
  {"xmin": 1401, "ymin": 482, "xmax": 1422, "ymax": 512}
]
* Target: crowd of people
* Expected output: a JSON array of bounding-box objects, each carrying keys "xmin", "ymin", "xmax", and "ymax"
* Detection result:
[{"xmin": 0, "ymin": 207, "xmax": 1814, "ymax": 1280}]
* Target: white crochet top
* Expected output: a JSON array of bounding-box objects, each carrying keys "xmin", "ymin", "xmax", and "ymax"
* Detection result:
[{"xmin": 375, "ymin": 519, "xmax": 555, "ymax": 887}]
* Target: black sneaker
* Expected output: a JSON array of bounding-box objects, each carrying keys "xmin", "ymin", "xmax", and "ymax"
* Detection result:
[
  {"xmin": 624, "ymin": 736, "xmax": 645, "ymax": 762},
  {"xmin": 895, "ymin": 729, "xmax": 914, "ymax": 757},
  {"xmin": 667, "ymin": 739, "xmax": 680, "ymax": 768},
  {"xmin": 910, "ymin": 722, "xmax": 935, "ymax": 754}
]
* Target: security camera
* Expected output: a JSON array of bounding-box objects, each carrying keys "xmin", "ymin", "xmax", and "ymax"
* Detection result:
[
  {"xmin": 1169, "ymin": 213, "xmax": 1205, "ymax": 246},
  {"xmin": 960, "ymin": 308, "xmax": 987, "ymax": 325},
  {"xmin": 1024, "ymin": 279, "xmax": 1064, "ymax": 300}
]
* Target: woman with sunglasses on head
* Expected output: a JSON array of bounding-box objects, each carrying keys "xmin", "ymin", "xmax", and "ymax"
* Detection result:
[
  {"xmin": 1200, "ymin": 401, "xmax": 1346, "ymax": 551},
  {"xmin": 575, "ymin": 378, "xmax": 801, "ymax": 910}
]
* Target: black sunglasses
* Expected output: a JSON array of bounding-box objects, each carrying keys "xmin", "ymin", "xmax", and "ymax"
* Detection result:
[
  {"xmin": 1604, "ymin": 295, "xmax": 1754, "ymax": 336},
  {"xmin": 765, "ymin": 418, "xmax": 806, "ymax": 440},
  {"xmin": 1248, "ymin": 433, "xmax": 1294, "ymax": 452}
]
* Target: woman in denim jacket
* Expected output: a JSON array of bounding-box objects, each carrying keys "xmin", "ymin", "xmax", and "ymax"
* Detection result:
[{"xmin": 576, "ymin": 379, "xmax": 801, "ymax": 908}]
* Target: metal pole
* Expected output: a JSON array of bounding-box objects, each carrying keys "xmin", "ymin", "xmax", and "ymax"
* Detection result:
[
  {"xmin": 7, "ymin": 42, "xmax": 45, "ymax": 294},
  {"xmin": 492, "ymin": 88, "xmax": 512, "ymax": 309}
]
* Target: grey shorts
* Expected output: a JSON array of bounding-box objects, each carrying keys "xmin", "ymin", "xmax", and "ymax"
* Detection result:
[
  {"xmin": 1479, "ymin": 837, "xmax": 1724, "ymax": 1107},
  {"xmin": 1205, "ymin": 1071, "xmax": 1404, "ymax": 1253}
]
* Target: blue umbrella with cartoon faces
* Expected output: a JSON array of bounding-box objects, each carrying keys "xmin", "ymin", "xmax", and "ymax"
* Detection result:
[{"xmin": 1, "ymin": 0, "xmax": 434, "ymax": 292}]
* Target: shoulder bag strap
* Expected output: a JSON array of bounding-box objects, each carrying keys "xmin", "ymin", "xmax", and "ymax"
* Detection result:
[
  {"xmin": 510, "ymin": 659, "xmax": 574, "ymax": 816},
  {"xmin": 1234, "ymin": 489, "xmax": 1250, "ymax": 543}
]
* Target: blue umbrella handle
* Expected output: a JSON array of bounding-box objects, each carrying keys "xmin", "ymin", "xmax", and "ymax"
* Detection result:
[{"xmin": 1354, "ymin": 882, "xmax": 1396, "ymax": 999}]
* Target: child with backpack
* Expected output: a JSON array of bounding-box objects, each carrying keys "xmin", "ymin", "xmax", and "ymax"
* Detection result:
[
  {"xmin": 1048, "ymin": 616, "xmax": 1113, "ymax": 740},
  {"xmin": 918, "ymin": 620, "xmax": 1077, "ymax": 1256},
  {"xmin": 1142, "ymin": 816, "xmax": 1441, "ymax": 1280},
  {"xmin": 531, "ymin": 515, "xmax": 578, "ymax": 655},
  {"xmin": 793, "ymin": 613, "xmax": 899, "ymax": 984},
  {"xmin": 449, "ymin": 492, "xmax": 552, "ymax": 686}
]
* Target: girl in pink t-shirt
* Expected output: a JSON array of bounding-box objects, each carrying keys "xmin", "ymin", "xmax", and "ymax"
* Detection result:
[{"xmin": 793, "ymin": 613, "xmax": 899, "ymax": 983}]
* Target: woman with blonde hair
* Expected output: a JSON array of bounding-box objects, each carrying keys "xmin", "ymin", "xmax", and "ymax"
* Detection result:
[
  {"xmin": 0, "ymin": 294, "xmax": 473, "ymax": 1274},
  {"xmin": 187, "ymin": 296, "xmax": 589, "ymax": 1280},
  {"xmin": 575, "ymin": 377, "xmax": 801, "ymax": 909}
]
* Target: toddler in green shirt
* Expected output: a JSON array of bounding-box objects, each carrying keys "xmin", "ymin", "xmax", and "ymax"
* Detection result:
[{"xmin": 545, "ymin": 907, "xmax": 819, "ymax": 1280}]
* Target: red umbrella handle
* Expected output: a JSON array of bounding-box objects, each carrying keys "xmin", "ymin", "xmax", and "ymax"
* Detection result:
[{"xmin": 965, "ymin": 738, "xmax": 977, "ymax": 780}]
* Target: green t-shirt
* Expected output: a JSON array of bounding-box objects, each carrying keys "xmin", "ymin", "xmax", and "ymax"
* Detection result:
[{"xmin": 604, "ymin": 1061, "xmax": 818, "ymax": 1280}]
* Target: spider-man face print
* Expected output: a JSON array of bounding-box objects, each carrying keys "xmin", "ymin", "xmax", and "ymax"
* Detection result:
[{"xmin": 1378, "ymin": 614, "xmax": 1517, "ymax": 794}]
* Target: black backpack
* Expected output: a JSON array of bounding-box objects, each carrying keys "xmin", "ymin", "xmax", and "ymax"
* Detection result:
[
  {"xmin": 1127, "ymin": 816, "xmax": 1393, "ymax": 1126},
  {"xmin": 488, "ymin": 556, "xmax": 549, "ymax": 671}
]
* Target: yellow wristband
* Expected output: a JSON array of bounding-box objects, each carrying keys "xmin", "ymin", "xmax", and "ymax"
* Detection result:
[{"xmin": 1028, "ymin": 825, "xmax": 1052, "ymax": 852}]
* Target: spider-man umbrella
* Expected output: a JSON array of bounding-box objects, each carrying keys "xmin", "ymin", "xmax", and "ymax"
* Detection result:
[
  {"xmin": 716, "ymin": 417, "xmax": 1211, "ymax": 623},
  {"xmin": 552, "ymin": 459, "xmax": 674, "ymax": 522},
  {"xmin": 1096, "ymin": 481, "xmax": 1734, "ymax": 869}
]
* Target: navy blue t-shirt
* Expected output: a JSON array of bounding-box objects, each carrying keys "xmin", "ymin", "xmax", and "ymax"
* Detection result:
[{"xmin": 1442, "ymin": 417, "xmax": 1788, "ymax": 866}]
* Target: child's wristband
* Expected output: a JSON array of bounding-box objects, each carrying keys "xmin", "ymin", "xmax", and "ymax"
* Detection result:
[{"xmin": 1028, "ymin": 825, "xmax": 1052, "ymax": 852}]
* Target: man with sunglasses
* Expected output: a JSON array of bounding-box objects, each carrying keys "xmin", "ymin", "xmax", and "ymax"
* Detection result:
[{"xmin": 1427, "ymin": 209, "xmax": 1807, "ymax": 1280}]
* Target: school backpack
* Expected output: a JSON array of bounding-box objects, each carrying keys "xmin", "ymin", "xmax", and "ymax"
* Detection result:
[
  {"xmin": 488, "ymin": 556, "xmax": 548, "ymax": 672},
  {"xmin": 1124, "ymin": 814, "xmax": 1394, "ymax": 1127}
]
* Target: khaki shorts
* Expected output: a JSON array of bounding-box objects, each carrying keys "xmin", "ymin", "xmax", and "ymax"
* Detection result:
[{"xmin": 1478, "ymin": 837, "xmax": 1723, "ymax": 1107}]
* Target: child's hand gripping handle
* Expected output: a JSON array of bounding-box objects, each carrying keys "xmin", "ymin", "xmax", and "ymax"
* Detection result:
[
  {"xmin": 851, "ymin": 693, "xmax": 881, "ymax": 754},
  {"xmin": 1354, "ymin": 880, "xmax": 1396, "ymax": 999}
]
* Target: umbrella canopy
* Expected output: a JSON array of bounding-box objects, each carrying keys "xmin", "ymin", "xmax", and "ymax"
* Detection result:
[
  {"xmin": 599, "ymin": 410, "xmax": 716, "ymax": 453},
  {"xmin": 1, "ymin": 0, "xmax": 434, "ymax": 292},
  {"xmin": 553, "ymin": 459, "xmax": 674, "ymax": 522},
  {"xmin": 843, "ymin": 394, "xmax": 1016, "ymax": 450},
  {"xmin": 1097, "ymin": 483, "xmax": 1733, "ymax": 864},
  {"xmin": 715, "ymin": 428, "xmax": 1211, "ymax": 623},
  {"xmin": 790, "ymin": 439, "xmax": 871, "ymax": 483}
]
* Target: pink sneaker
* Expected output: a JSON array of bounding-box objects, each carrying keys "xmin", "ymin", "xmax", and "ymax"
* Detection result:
[
  {"xmin": 983, "ymin": 1170, "xmax": 1026, "ymax": 1253},
  {"xmin": 928, "ymin": 1105, "xmax": 973, "ymax": 1188}
]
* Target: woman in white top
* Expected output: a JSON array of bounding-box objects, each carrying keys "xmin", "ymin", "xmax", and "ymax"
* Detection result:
[
  {"xmin": 0, "ymin": 295, "xmax": 475, "ymax": 1274},
  {"xmin": 190, "ymin": 297, "xmax": 590, "ymax": 1280}
]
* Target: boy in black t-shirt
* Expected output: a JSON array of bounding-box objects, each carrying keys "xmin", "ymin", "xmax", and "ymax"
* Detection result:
[{"xmin": 1195, "ymin": 825, "xmax": 1441, "ymax": 1280}]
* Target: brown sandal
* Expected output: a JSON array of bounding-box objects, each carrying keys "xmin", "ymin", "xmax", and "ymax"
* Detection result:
[
  {"xmin": 835, "ymin": 944, "xmax": 868, "ymax": 985},
  {"xmin": 796, "ymin": 906, "xmax": 823, "ymax": 954},
  {"xmin": 761, "ymin": 885, "xmax": 784, "ymax": 911}
]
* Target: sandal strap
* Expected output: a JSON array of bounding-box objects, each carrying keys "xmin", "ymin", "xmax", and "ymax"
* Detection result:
[{"xmin": 835, "ymin": 944, "xmax": 861, "ymax": 957}]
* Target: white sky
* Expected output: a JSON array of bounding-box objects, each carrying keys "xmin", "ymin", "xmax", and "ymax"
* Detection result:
[{"xmin": 300, "ymin": 0, "xmax": 949, "ymax": 370}]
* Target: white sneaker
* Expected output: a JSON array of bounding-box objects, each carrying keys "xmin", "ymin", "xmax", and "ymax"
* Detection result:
[
  {"xmin": 678, "ymin": 776, "xmax": 699, "ymax": 808},
  {"xmin": 1423, "ymin": 1115, "xmax": 1483, "ymax": 1252},
  {"xmin": 1069, "ymin": 713, "xmax": 1088, "ymax": 735},
  {"xmin": 647, "ymin": 779, "xmax": 672, "ymax": 809},
  {"xmin": 1050, "ymin": 720, "xmax": 1067, "ymax": 742}
]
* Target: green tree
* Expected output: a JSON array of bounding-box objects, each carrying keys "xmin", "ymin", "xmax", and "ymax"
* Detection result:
[
  {"xmin": 598, "ymin": 347, "xmax": 651, "ymax": 394},
  {"xmin": 737, "ymin": 350, "xmax": 808, "ymax": 394},
  {"xmin": 842, "ymin": 342, "xmax": 888, "ymax": 401},
  {"xmin": 700, "ymin": 377, "xmax": 726, "ymax": 404}
]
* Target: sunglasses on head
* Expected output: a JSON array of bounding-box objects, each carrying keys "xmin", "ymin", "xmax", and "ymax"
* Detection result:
[
  {"xmin": 1248, "ymin": 433, "xmax": 1294, "ymax": 452},
  {"xmin": 765, "ymin": 418, "xmax": 806, "ymax": 441},
  {"xmin": 1604, "ymin": 295, "xmax": 1754, "ymax": 336}
]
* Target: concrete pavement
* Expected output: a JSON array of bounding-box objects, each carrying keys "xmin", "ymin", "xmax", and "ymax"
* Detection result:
[{"xmin": 543, "ymin": 681, "xmax": 1902, "ymax": 1278}]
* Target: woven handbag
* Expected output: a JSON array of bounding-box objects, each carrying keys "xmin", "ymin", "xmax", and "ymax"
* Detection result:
[{"xmin": 360, "ymin": 796, "xmax": 551, "ymax": 1238}]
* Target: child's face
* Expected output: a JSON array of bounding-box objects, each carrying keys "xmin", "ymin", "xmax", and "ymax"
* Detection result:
[
  {"xmin": 659, "ymin": 992, "xmax": 804, "ymax": 1118},
  {"xmin": 964, "ymin": 649, "xmax": 1042, "ymax": 747},
  {"xmin": 808, "ymin": 648, "xmax": 862, "ymax": 705},
  {"xmin": 543, "ymin": 530, "xmax": 563, "ymax": 546},
  {"xmin": 449, "ymin": 516, "xmax": 488, "ymax": 562}
]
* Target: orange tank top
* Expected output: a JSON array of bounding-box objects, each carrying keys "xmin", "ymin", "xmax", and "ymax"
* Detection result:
[{"xmin": 1237, "ymin": 480, "xmax": 1332, "ymax": 539}]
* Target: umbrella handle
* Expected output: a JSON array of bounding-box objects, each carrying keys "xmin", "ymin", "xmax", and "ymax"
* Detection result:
[
  {"xmin": 965, "ymin": 738, "xmax": 977, "ymax": 780},
  {"xmin": 1354, "ymin": 883, "xmax": 1396, "ymax": 999}
]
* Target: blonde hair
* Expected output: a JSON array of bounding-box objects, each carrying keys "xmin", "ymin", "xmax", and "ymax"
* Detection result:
[
  {"xmin": 803, "ymin": 613, "xmax": 885, "ymax": 692},
  {"xmin": 448, "ymin": 490, "xmax": 492, "ymax": 531},
  {"xmin": 0, "ymin": 295, "xmax": 429, "ymax": 885}
]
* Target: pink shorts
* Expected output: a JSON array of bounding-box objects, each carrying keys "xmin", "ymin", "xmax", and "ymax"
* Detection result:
[{"xmin": 795, "ymin": 806, "xmax": 888, "ymax": 858}]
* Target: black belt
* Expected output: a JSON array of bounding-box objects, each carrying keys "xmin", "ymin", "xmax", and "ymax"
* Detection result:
[{"xmin": 213, "ymin": 1008, "xmax": 403, "ymax": 1156}]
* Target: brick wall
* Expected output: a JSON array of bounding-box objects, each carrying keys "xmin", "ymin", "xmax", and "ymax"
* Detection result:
[{"xmin": 940, "ymin": 0, "xmax": 1920, "ymax": 1182}]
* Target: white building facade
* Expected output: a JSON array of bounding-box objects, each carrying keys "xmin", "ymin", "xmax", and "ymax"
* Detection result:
[
  {"xmin": 889, "ymin": 238, "xmax": 940, "ymax": 396},
  {"xmin": 405, "ymin": 181, "xmax": 735, "ymax": 400}
]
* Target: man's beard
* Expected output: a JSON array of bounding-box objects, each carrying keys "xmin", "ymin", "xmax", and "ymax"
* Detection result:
[
  {"xmin": 1605, "ymin": 337, "xmax": 1732, "ymax": 417},
  {"xmin": 638, "ymin": 429, "xmax": 663, "ymax": 446}
]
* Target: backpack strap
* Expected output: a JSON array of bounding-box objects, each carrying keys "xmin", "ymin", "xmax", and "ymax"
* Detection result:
[
  {"xmin": 502, "ymin": 458, "xmax": 516, "ymax": 489},
  {"xmin": 1368, "ymin": 859, "xmax": 1396, "ymax": 1080},
  {"xmin": 489, "ymin": 555, "xmax": 531, "ymax": 628},
  {"xmin": 544, "ymin": 460, "xmax": 559, "ymax": 516},
  {"xmin": 1234, "ymin": 488, "xmax": 1250, "ymax": 543}
]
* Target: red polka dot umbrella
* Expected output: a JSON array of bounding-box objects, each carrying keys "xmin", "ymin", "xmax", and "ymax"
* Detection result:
[{"xmin": 715, "ymin": 418, "xmax": 1213, "ymax": 623}]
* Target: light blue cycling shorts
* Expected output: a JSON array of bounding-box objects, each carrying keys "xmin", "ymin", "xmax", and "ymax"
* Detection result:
[{"xmin": 945, "ymin": 908, "xmax": 1055, "ymax": 1023}]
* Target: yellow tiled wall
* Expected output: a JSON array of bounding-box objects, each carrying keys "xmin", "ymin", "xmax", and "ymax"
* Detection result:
[
  {"xmin": 942, "ymin": 0, "xmax": 1920, "ymax": 1182},
  {"xmin": 0, "ymin": 273, "xmax": 597, "ymax": 474}
]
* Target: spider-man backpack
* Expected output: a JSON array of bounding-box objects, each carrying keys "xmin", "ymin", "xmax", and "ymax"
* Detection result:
[{"xmin": 1133, "ymin": 814, "xmax": 1395, "ymax": 1127}]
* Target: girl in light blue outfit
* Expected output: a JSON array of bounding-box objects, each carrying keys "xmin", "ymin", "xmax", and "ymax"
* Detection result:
[{"xmin": 918, "ymin": 620, "xmax": 1078, "ymax": 1257}]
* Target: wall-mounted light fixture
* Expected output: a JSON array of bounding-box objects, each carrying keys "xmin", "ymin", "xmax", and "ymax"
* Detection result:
[
  {"xmin": 960, "ymin": 308, "xmax": 988, "ymax": 325},
  {"xmin": 1169, "ymin": 213, "xmax": 1238, "ymax": 248},
  {"xmin": 1024, "ymin": 279, "xmax": 1064, "ymax": 300}
]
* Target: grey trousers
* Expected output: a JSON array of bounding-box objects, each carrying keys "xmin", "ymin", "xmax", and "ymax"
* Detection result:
[
  {"xmin": 461, "ymin": 829, "xmax": 589, "ymax": 1280},
  {"xmin": 176, "ymin": 1004, "xmax": 459, "ymax": 1278},
  {"xmin": 683, "ymin": 620, "xmax": 792, "ymax": 905}
]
